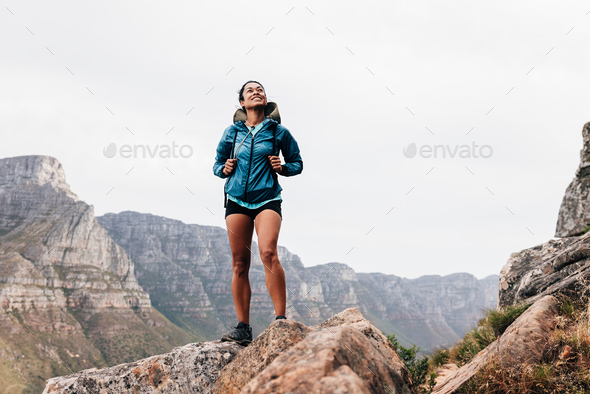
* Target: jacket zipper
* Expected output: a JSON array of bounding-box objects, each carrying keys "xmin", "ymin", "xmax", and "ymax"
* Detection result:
[{"xmin": 242, "ymin": 130, "xmax": 254, "ymax": 202}]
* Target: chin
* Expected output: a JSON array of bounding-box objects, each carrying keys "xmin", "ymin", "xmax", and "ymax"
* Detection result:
[{"xmin": 250, "ymin": 103, "xmax": 266, "ymax": 110}]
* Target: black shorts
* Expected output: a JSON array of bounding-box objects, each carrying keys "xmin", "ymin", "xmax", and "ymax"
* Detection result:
[{"xmin": 225, "ymin": 199, "xmax": 282, "ymax": 221}]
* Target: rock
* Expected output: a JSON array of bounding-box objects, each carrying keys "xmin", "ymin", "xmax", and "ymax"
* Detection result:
[
  {"xmin": 312, "ymin": 307, "xmax": 410, "ymax": 383},
  {"xmin": 434, "ymin": 364, "xmax": 458, "ymax": 387},
  {"xmin": 97, "ymin": 208, "xmax": 499, "ymax": 351},
  {"xmin": 562, "ymin": 345, "xmax": 572, "ymax": 360},
  {"xmin": 241, "ymin": 326, "xmax": 415, "ymax": 394},
  {"xmin": 433, "ymin": 295, "xmax": 560, "ymax": 394},
  {"xmin": 498, "ymin": 232, "xmax": 590, "ymax": 307},
  {"xmin": 555, "ymin": 121, "xmax": 590, "ymax": 237},
  {"xmin": 43, "ymin": 307, "xmax": 414, "ymax": 394},
  {"xmin": 212, "ymin": 319, "xmax": 311, "ymax": 394},
  {"xmin": 42, "ymin": 341, "xmax": 243, "ymax": 393},
  {"xmin": 213, "ymin": 308, "xmax": 415, "ymax": 394}
]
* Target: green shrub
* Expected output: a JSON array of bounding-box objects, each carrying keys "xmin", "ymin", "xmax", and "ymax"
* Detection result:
[{"xmin": 386, "ymin": 333, "xmax": 434, "ymax": 393}]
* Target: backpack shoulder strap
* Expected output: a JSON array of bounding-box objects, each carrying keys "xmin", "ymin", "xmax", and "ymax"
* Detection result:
[
  {"xmin": 272, "ymin": 122, "xmax": 279, "ymax": 157},
  {"xmin": 230, "ymin": 126, "xmax": 239, "ymax": 159},
  {"xmin": 224, "ymin": 126, "xmax": 240, "ymax": 208}
]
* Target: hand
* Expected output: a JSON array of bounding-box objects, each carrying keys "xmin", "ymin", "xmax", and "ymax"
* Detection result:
[
  {"xmin": 268, "ymin": 156, "xmax": 283, "ymax": 174},
  {"xmin": 223, "ymin": 159, "xmax": 237, "ymax": 176}
]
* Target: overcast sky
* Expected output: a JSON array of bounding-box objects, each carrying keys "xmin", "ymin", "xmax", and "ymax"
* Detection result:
[{"xmin": 1, "ymin": 1, "xmax": 589, "ymax": 279}]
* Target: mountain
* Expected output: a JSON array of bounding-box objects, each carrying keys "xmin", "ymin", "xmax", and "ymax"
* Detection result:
[
  {"xmin": 96, "ymin": 210, "xmax": 498, "ymax": 351},
  {"xmin": 0, "ymin": 155, "xmax": 194, "ymax": 393},
  {"xmin": 0, "ymin": 154, "xmax": 498, "ymax": 392}
]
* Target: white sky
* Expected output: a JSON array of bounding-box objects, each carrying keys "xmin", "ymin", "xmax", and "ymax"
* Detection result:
[{"xmin": 1, "ymin": 1, "xmax": 589, "ymax": 279}]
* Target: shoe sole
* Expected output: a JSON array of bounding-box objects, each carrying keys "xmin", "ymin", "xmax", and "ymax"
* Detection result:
[{"xmin": 221, "ymin": 336, "xmax": 252, "ymax": 346}]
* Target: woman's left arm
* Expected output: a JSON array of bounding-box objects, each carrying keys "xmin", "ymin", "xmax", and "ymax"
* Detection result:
[{"xmin": 278, "ymin": 126, "xmax": 303, "ymax": 177}]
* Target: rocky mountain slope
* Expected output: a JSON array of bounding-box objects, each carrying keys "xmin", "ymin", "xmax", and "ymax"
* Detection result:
[
  {"xmin": 96, "ymin": 210, "xmax": 498, "ymax": 351},
  {"xmin": 0, "ymin": 155, "xmax": 194, "ymax": 393}
]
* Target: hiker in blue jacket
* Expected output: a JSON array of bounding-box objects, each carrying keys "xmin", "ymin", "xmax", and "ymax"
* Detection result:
[{"xmin": 213, "ymin": 80, "xmax": 303, "ymax": 345}]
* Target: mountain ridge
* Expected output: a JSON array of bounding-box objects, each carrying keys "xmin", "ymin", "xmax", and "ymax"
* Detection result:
[{"xmin": 96, "ymin": 209, "xmax": 498, "ymax": 350}]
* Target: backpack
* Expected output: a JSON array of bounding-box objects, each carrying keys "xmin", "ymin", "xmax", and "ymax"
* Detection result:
[{"xmin": 224, "ymin": 103, "xmax": 281, "ymax": 208}]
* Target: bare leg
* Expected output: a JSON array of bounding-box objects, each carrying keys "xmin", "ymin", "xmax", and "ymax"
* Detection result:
[
  {"xmin": 255, "ymin": 210, "xmax": 286, "ymax": 317},
  {"xmin": 226, "ymin": 213, "xmax": 254, "ymax": 324}
]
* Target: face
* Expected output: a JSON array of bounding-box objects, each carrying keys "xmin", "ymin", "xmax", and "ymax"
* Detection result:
[{"xmin": 240, "ymin": 82, "xmax": 267, "ymax": 112}]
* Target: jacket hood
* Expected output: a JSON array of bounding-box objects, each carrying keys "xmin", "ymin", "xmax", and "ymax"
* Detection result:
[{"xmin": 233, "ymin": 101, "xmax": 281, "ymax": 124}]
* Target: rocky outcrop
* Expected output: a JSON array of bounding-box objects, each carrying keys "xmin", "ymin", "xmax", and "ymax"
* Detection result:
[
  {"xmin": 241, "ymin": 326, "xmax": 413, "ymax": 394},
  {"xmin": 97, "ymin": 210, "xmax": 499, "ymax": 351},
  {"xmin": 498, "ymin": 231, "xmax": 590, "ymax": 307},
  {"xmin": 44, "ymin": 308, "xmax": 416, "ymax": 394},
  {"xmin": 555, "ymin": 122, "xmax": 590, "ymax": 237},
  {"xmin": 43, "ymin": 341, "xmax": 242, "ymax": 394},
  {"xmin": 212, "ymin": 320, "xmax": 311, "ymax": 393},
  {"xmin": 433, "ymin": 295, "xmax": 560, "ymax": 394}
]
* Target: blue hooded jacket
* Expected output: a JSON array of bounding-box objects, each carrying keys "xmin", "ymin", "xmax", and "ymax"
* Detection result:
[{"xmin": 213, "ymin": 118, "xmax": 303, "ymax": 204}]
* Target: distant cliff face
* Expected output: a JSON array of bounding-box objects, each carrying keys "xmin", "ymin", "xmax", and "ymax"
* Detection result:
[
  {"xmin": 0, "ymin": 155, "xmax": 146, "ymax": 310},
  {"xmin": 555, "ymin": 121, "xmax": 590, "ymax": 237},
  {"xmin": 97, "ymin": 211, "xmax": 499, "ymax": 351},
  {"xmin": 0, "ymin": 155, "xmax": 193, "ymax": 393}
]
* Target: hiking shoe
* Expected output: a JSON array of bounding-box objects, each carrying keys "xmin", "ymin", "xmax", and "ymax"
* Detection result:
[
  {"xmin": 275, "ymin": 315, "xmax": 287, "ymax": 320},
  {"xmin": 221, "ymin": 322, "xmax": 252, "ymax": 346}
]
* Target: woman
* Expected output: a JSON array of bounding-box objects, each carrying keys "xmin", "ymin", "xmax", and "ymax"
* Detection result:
[{"xmin": 213, "ymin": 81, "xmax": 303, "ymax": 345}]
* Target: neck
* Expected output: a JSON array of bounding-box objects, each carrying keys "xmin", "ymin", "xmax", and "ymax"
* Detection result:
[{"xmin": 246, "ymin": 107, "xmax": 265, "ymax": 127}]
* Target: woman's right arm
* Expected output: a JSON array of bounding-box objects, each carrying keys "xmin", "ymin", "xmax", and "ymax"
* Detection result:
[{"xmin": 213, "ymin": 126, "xmax": 234, "ymax": 179}]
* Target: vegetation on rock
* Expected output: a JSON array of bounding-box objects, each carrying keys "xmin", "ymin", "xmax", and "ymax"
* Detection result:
[
  {"xmin": 387, "ymin": 332, "xmax": 436, "ymax": 393},
  {"xmin": 429, "ymin": 302, "xmax": 530, "ymax": 369},
  {"xmin": 438, "ymin": 294, "xmax": 590, "ymax": 393}
]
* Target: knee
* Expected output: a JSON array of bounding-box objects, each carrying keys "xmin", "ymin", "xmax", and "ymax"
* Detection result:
[
  {"xmin": 260, "ymin": 248, "xmax": 277, "ymax": 264},
  {"xmin": 232, "ymin": 258, "xmax": 250, "ymax": 278}
]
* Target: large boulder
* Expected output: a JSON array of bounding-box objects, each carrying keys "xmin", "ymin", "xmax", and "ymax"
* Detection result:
[
  {"xmin": 212, "ymin": 319, "xmax": 311, "ymax": 393},
  {"xmin": 42, "ymin": 341, "xmax": 242, "ymax": 393},
  {"xmin": 555, "ymin": 121, "xmax": 590, "ymax": 237},
  {"xmin": 213, "ymin": 307, "xmax": 414, "ymax": 394},
  {"xmin": 433, "ymin": 295, "xmax": 560, "ymax": 394},
  {"xmin": 241, "ymin": 326, "xmax": 414, "ymax": 394}
]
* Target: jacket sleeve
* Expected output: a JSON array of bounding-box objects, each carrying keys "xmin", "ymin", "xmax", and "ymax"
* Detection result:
[
  {"xmin": 213, "ymin": 125, "xmax": 234, "ymax": 179},
  {"xmin": 278, "ymin": 126, "xmax": 303, "ymax": 177}
]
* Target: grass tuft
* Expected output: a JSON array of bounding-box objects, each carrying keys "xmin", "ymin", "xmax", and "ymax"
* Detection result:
[{"xmin": 484, "ymin": 303, "xmax": 530, "ymax": 337}]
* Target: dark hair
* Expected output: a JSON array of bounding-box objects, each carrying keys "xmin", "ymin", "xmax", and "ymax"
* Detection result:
[{"xmin": 238, "ymin": 80, "xmax": 265, "ymax": 113}]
